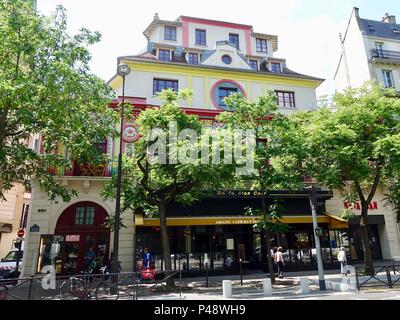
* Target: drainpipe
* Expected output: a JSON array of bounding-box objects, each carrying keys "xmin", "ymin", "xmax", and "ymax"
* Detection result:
[{"xmin": 339, "ymin": 33, "xmax": 351, "ymax": 89}]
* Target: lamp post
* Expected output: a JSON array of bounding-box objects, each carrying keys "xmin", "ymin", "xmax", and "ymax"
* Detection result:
[
  {"xmin": 306, "ymin": 185, "xmax": 326, "ymax": 291},
  {"xmin": 112, "ymin": 63, "xmax": 131, "ymax": 275}
]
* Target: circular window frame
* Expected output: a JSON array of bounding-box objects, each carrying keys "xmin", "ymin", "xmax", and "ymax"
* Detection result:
[
  {"xmin": 221, "ymin": 54, "xmax": 232, "ymax": 65},
  {"xmin": 210, "ymin": 79, "xmax": 247, "ymax": 110}
]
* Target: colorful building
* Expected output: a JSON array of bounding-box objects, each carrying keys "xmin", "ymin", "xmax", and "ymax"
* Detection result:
[{"xmin": 22, "ymin": 14, "xmax": 353, "ymax": 277}]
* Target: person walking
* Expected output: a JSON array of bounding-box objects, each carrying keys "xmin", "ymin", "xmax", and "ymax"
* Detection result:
[
  {"xmin": 337, "ymin": 247, "xmax": 347, "ymax": 276},
  {"xmin": 274, "ymin": 247, "xmax": 285, "ymax": 279}
]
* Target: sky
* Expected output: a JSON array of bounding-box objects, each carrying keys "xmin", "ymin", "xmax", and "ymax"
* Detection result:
[{"xmin": 36, "ymin": 0, "xmax": 400, "ymax": 98}]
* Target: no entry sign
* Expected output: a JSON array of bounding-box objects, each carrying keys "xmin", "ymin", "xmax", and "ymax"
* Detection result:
[{"xmin": 17, "ymin": 229, "xmax": 25, "ymax": 238}]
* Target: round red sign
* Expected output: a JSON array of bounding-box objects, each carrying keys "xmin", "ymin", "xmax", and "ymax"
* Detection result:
[
  {"xmin": 17, "ymin": 229, "xmax": 25, "ymax": 238},
  {"xmin": 122, "ymin": 125, "xmax": 139, "ymax": 143}
]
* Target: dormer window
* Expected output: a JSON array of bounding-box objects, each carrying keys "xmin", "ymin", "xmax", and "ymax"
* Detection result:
[
  {"xmin": 195, "ymin": 29, "xmax": 206, "ymax": 46},
  {"xmin": 164, "ymin": 26, "xmax": 177, "ymax": 41},
  {"xmin": 256, "ymin": 38, "xmax": 267, "ymax": 53},
  {"xmin": 249, "ymin": 60, "xmax": 258, "ymax": 70},
  {"xmin": 271, "ymin": 62, "xmax": 281, "ymax": 73},
  {"xmin": 188, "ymin": 52, "xmax": 199, "ymax": 65},
  {"xmin": 158, "ymin": 49, "xmax": 171, "ymax": 61},
  {"xmin": 229, "ymin": 33, "xmax": 239, "ymax": 50}
]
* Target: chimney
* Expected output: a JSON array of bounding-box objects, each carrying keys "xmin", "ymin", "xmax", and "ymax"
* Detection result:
[
  {"xmin": 382, "ymin": 13, "xmax": 396, "ymax": 24},
  {"xmin": 154, "ymin": 13, "xmax": 160, "ymax": 21}
]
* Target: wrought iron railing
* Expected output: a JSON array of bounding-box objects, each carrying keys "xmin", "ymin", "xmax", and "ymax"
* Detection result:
[
  {"xmin": 0, "ymin": 269, "xmax": 183, "ymax": 300},
  {"xmin": 371, "ymin": 49, "xmax": 400, "ymax": 62}
]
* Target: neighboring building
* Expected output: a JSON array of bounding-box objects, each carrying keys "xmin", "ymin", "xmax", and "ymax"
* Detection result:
[
  {"xmin": 335, "ymin": 7, "xmax": 400, "ymax": 92},
  {"xmin": 0, "ymin": 184, "xmax": 30, "ymax": 260},
  {"xmin": 332, "ymin": 7, "xmax": 400, "ymax": 261},
  {"xmin": 23, "ymin": 15, "xmax": 353, "ymax": 277}
]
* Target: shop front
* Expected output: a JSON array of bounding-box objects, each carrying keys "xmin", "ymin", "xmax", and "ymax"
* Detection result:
[
  {"xmin": 135, "ymin": 190, "xmax": 350, "ymax": 275},
  {"xmin": 36, "ymin": 201, "xmax": 110, "ymax": 275}
]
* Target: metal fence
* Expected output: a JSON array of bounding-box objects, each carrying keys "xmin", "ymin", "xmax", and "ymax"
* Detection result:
[
  {"xmin": 0, "ymin": 270, "xmax": 183, "ymax": 300},
  {"xmin": 355, "ymin": 261, "xmax": 400, "ymax": 290}
]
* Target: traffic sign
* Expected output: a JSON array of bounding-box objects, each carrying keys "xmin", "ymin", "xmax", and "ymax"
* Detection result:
[{"xmin": 17, "ymin": 229, "xmax": 25, "ymax": 238}]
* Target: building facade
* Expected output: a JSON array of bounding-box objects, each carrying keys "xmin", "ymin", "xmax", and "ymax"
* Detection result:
[
  {"xmin": 335, "ymin": 7, "xmax": 400, "ymax": 92},
  {"xmin": 333, "ymin": 7, "xmax": 400, "ymax": 262},
  {"xmin": 23, "ymin": 15, "xmax": 354, "ymax": 277},
  {"xmin": 0, "ymin": 184, "xmax": 30, "ymax": 260}
]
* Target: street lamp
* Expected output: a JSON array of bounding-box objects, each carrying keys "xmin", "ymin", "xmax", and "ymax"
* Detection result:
[
  {"xmin": 306, "ymin": 185, "xmax": 326, "ymax": 291},
  {"xmin": 112, "ymin": 63, "xmax": 131, "ymax": 275}
]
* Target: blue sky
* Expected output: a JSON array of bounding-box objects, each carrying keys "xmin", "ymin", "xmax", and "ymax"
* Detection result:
[{"xmin": 36, "ymin": 0, "xmax": 400, "ymax": 97}]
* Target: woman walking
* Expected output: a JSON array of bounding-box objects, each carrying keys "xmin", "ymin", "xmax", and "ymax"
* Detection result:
[{"xmin": 274, "ymin": 247, "xmax": 285, "ymax": 279}]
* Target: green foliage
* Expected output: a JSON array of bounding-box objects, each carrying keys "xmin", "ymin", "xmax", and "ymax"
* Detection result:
[
  {"xmin": 246, "ymin": 200, "xmax": 289, "ymax": 234},
  {"xmin": 0, "ymin": 1, "xmax": 117, "ymax": 201},
  {"xmin": 102, "ymin": 214, "xmax": 128, "ymax": 230},
  {"xmin": 102, "ymin": 88, "xmax": 236, "ymax": 215},
  {"xmin": 286, "ymin": 82, "xmax": 400, "ymax": 194},
  {"xmin": 384, "ymin": 181, "xmax": 400, "ymax": 223},
  {"xmin": 217, "ymin": 90, "xmax": 304, "ymax": 234}
]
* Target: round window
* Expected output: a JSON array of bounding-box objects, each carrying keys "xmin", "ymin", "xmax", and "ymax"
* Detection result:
[{"xmin": 221, "ymin": 55, "xmax": 232, "ymax": 65}]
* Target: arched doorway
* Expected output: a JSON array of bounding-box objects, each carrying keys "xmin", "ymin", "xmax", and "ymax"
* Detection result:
[{"xmin": 55, "ymin": 201, "xmax": 110, "ymax": 275}]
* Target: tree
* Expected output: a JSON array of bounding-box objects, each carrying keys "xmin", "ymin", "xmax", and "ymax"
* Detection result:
[
  {"xmin": 0, "ymin": 1, "xmax": 117, "ymax": 201},
  {"xmin": 217, "ymin": 91, "xmax": 304, "ymax": 283},
  {"xmin": 102, "ymin": 89, "xmax": 236, "ymax": 286},
  {"xmin": 286, "ymin": 82, "xmax": 400, "ymax": 274}
]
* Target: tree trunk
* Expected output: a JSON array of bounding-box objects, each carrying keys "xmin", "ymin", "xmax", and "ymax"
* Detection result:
[
  {"xmin": 261, "ymin": 196, "xmax": 276, "ymax": 284},
  {"xmin": 360, "ymin": 205, "xmax": 374, "ymax": 276},
  {"xmin": 159, "ymin": 199, "xmax": 175, "ymax": 287}
]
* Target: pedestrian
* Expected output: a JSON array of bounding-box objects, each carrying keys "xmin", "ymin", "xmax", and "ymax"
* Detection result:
[
  {"xmin": 143, "ymin": 248, "xmax": 154, "ymax": 269},
  {"xmin": 274, "ymin": 247, "xmax": 285, "ymax": 278},
  {"xmin": 337, "ymin": 247, "xmax": 347, "ymax": 276}
]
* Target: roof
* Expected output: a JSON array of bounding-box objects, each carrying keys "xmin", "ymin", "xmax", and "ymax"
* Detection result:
[
  {"xmin": 358, "ymin": 18, "xmax": 400, "ymax": 40},
  {"xmin": 178, "ymin": 15, "xmax": 253, "ymax": 29},
  {"xmin": 113, "ymin": 55, "xmax": 324, "ymax": 84}
]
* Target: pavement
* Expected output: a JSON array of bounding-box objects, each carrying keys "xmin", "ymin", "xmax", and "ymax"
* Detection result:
[{"xmin": 2, "ymin": 265, "xmax": 400, "ymax": 300}]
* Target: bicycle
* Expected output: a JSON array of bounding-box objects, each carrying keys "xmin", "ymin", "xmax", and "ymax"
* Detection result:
[{"xmin": 59, "ymin": 269, "xmax": 119, "ymax": 300}]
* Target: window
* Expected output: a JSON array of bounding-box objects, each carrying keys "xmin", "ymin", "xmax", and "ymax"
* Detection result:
[
  {"xmin": 256, "ymin": 38, "xmax": 267, "ymax": 53},
  {"xmin": 164, "ymin": 26, "xmax": 177, "ymax": 41},
  {"xmin": 229, "ymin": 33, "xmax": 239, "ymax": 49},
  {"xmin": 75, "ymin": 207, "xmax": 85, "ymax": 225},
  {"xmin": 188, "ymin": 52, "xmax": 199, "ymax": 65},
  {"xmin": 20, "ymin": 204, "xmax": 29, "ymax": 228},
  {"xmin": 221, "ymin": 54, "xmax": 232, "ymax": 64},
  {"xmin": 195, "ymin": 29, "xmax": 206, "ymax": 46},
  {"xmin": 85, "ymin": 207, "xmax": 95, "ymax": 225},
  {"xmin": 219, "ymin": 87, "xmax": 238, "ymax": 107},
  {"xmin": 158, "ymin": 49, "xmax": 170, "ymax": 61},
  {"xmin": 75, "ymin": 207, "xmax": 95, "ymax": 225},
  {"xmin": 153, "ymin": 79, "xmax": 179, "ymax": 95},
  {"xmin": 275, "ymin": 91, "xmax": 295, "ymax": 108},
  {"xmin": 271, "ymin": 62, "xmax": 281, "ymax": 73},
  {"xmin": 375, "ymin": 42, "xmax": 384, "ymax": 58},
  {"xmin": 249, "ymin": 60, "xmax": 258, "ymax": 70},
  {"xmin": 382, "ymin": 70, "xmax": 395, "ymax": 88}
]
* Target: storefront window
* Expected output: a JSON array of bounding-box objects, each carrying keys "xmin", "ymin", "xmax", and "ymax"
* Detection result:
[{"xmin": 37, "ymin": 235, "xmax": 64, "ymax": 274}]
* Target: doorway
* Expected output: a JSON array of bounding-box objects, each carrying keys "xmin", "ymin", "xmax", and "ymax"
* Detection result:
[{"xmin": 55, "ymin": 202, "xmax": 110, "ymax": 275}]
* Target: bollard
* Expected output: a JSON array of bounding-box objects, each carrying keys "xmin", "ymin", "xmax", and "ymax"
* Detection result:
[
  {"xmin": 222, "ymin": 280, "xmax": 232, "ymax": 299},
  {"xmin": 263, "ymin": 278, "xmax": 272, "ymax": 296},
  {"xmin": 205, "ymin": 263, "xmax": 209, "ymax": 288},
  {"xmin": 299, "ymin": 277, "xmax": 310, "ymax": 294}
]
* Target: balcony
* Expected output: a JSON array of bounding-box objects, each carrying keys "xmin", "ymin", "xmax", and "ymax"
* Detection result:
[
  {"xmin": 48, "ymin": 160, "xmax": 117, "ymax": 178},
  {"xmin": 370, "ymin": 49, "xmax": 400, "ymax": 65}
]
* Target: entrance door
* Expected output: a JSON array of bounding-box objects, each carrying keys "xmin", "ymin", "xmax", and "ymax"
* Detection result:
[
  {"xmin": 55, "ymin": 201, "xmax": 110, "ymax": 275},
  {"xmin": 349, "ymin": 225, "xmax": 383, "ymax": 260}
]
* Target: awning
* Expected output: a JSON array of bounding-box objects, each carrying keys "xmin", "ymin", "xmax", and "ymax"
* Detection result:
[
  {"xmin": 0, "ymin": 223, "xmax": 13, "ymax": 233},
  {"xmin": 137, "ymin": 214, "xmax": 349, "ymax": 228},
  {"xmin": 324, "ymin": 214, "xmax": 348, "ymax": 229}
]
